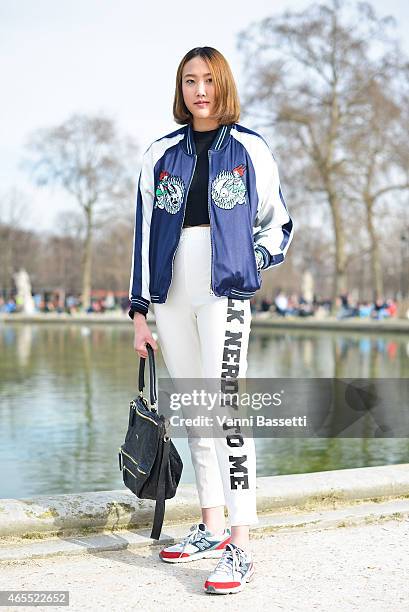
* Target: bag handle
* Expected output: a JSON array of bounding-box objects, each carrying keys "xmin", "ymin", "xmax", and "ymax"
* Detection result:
[
  {"xmin": 138, "ymin": 343, "xmax": 157, "ymax": 408},
  {"xmin": 150, "ymin": 436, "xmax": 170, "ymax": 540}
]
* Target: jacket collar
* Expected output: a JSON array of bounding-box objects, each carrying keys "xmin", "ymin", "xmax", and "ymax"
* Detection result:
[{"xmin": 181, "ymin": 122, "xmax": 234, "ymax": 155}]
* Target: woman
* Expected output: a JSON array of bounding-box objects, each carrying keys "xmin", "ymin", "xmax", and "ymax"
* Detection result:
[{"xmin": 129, "ymin": 46, "xmax": 294, "ymax": 595}]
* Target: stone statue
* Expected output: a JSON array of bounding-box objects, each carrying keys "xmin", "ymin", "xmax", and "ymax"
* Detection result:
[{"xmin": 13, "ymin": 268, "xmax": 35, "ymax": 314}]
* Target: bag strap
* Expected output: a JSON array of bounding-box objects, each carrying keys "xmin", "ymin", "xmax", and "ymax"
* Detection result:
[
  {"xmin": 150, "ymin": 437, "xmax": 170, "ymax": 540},
  {"xmin": 138, "ymin": 343, "xmax": 157, "ymax": 407}
]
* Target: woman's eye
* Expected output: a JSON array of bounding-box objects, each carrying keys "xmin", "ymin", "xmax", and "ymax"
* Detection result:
[{"xmin": 185, "ymin": 78, "xmax": 212, "ymax": 84}]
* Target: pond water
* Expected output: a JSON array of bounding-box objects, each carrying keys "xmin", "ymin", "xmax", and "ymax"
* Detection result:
[{"xmin": 0, "ymin": 322, "xmax": 408, "ymax": 499}]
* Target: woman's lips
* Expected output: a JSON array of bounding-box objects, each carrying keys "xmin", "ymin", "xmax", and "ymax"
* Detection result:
[{"xmin": 195, "ymin": 101, "xmax": 209, "ymax": 107}]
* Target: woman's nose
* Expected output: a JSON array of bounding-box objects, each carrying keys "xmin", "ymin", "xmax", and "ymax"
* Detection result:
[{"xmin": 196, "ymin": 81, "xmax": 206, "ymax": 95}]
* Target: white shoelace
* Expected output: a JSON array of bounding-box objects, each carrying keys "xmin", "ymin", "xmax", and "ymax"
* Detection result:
[
  {"xmin": 214, "ymin": 544, "xmax": 246, "ymax": 577},
  {"xmin": 178, "ymin": 523, "xmax": 205, "ymax": 556}
]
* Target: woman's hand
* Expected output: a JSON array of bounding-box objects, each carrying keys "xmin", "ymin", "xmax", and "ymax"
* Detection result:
[{"xmin": 133, "ymin": 313, "xmax": 158, "ymax": 358}]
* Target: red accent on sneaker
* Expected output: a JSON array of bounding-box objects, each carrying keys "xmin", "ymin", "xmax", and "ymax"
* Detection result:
[
  {"xmin": 214, "ymin": 536, "xmax": 231, "ymax": 550},
  {"xmin": 205, "ymin": 580, "xmax": 241, "ymax": 589},
  {"xmin": 159, "ymin": 550, "xmax": 189, "ymax": 559}
]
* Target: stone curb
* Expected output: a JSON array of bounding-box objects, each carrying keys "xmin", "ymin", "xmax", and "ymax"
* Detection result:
[
  {"xmin": 0, "ymin": 464, "xmax": 408, "ymax": 540},
  {"xmin": 1, "ymin": 313, "xmax": 409, "ymax": 332},
  {"xmin": 1, "ymin": 498, "xmax": 409, "ymax": 563}
]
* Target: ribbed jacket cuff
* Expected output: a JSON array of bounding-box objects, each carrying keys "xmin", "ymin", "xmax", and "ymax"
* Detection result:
[
  {"xmin": 255, "ymin": 245, "xmax": 270, "ymax": 270},
  {"xmin": 128, "ymin": 297, "xmax": 150, "ymax": 319},
  {"xmin": 128, "ymin": 308, "xmax": 147, "ymax": 320}
]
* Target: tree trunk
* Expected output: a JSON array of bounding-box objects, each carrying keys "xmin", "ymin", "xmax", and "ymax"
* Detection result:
[
  {"xmin": 328, "ymin": 190, "xmax": 347, "ymax": 310},
  {"xmin": 365, "ymin": 197, "xmax": 383, "ymax": 302},
  {"xmin": 81, "ymin": 206, "xmax": 93, "ymax": 311}
]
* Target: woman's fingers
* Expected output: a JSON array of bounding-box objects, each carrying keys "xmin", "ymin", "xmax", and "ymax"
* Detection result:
[
  {"xmin": 135, "ymin": 339, "xmax": 155, "ymax": 357},
  {"xmin": 147, "ymin": 338, "xmax": 158, "ymax": 351},
  {"xmin": 134, "ymin": 330, "xmax": 158, "ymax": 357},
  {"xmin": 134, "ymin": 338, "xmax": 148, "ymax": 358},
  {"xmin": 146, "ymin": 332, "xmax": 158, "ymax": 351}
]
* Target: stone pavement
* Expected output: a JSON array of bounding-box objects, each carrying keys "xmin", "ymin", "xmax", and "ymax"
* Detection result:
[{"xmin": 0, "ymin": 510, "xmax": 408, "ymax": 612}]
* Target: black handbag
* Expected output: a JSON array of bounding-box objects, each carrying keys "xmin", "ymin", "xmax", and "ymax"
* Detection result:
[{"xmin": 118, "ymin": 343, "xmax": 183, "ymax": 539}]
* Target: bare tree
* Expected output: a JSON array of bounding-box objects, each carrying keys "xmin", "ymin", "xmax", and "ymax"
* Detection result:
[
  {"xmin": 24, "ymin": 112, "xmax": 138, "ymax": 309},
  {"xmin": 0, "ymin": 188, "xmax": 32, "ymax": 296},
  {"xmin": 238, "ymin": 0, "xmax": 403, "ymax": 305},
  {"xmin": 342, "ymin": 70, "xmax": 409, "ymax": 301}
]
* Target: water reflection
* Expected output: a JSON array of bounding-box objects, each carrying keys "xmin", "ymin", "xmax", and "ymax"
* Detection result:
[
  {"xmin": 0, "ymin": 323, "xmax": 408, "ymax": 498},
  {"xmin": 248, "ymin": 330, "xmax": 409, "ymax": 379}
]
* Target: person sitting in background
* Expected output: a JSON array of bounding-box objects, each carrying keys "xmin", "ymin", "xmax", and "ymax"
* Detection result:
[
  {"xmin": 2, "ymin": 298, "xmax": 16, "ymax": 313},
  {"xmin": 358, "ymin": 301, "xmax": 373, "ymax": 318},
  {"xmin": 386, "ymin": 298, "xmax": 397, "ymax": 317},
  {"xmin": 372, "ymin": 298, "xmax": 390, "ymax": 320},
  {"xmin": 274, "ymin": 290, "xmax": 288, "ymax": 316},
  {"xmin": 66, "ymin": 295, "xmax": 78, "ymax": 314},
  {"xmin": 287, "ymin": 293, "xmax": 300, "ymax": 315},
  {"xmin": 337, "ymin": 293, "xmax": 359, "ymax": 319},
  {"xmin": 103, "ymin": 292, "xmax": 115, "ymax": 310},
  {"xmin": 260, "ymin": 297, "xmax": 272, "ymax": 312},
  {"xmin": 296, "ymin": 294, "xmax": 314, "ymax": 317}
]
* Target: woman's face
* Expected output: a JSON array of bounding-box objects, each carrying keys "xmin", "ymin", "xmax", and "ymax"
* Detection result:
[{"xmin": 181, "ymin": 56, "xmax": 218, "ymax": 129}]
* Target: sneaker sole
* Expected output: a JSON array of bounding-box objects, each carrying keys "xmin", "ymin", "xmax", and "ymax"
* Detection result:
[
  {"xmin": 159, "ymin": 547, "xmax": 227, "ymax": 563},
  {"xmin": 205, "ymin": 566, "xmax": 255, "ymax": 594}
]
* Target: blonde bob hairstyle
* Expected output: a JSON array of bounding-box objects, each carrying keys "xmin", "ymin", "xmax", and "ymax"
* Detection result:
[{"xmin": 173, "ymin": 46, "xmax": 240, "ymax": 126}]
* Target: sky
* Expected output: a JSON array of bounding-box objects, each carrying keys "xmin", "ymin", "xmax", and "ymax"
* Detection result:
[{"xmin": 1, "ymin": 0, "xmax": 408, "ymax": 231}]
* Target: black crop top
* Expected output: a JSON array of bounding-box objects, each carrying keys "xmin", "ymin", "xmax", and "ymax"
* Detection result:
[{"xmin": 182, "ymin": 127, "xmax": 219, "ymax": 227}]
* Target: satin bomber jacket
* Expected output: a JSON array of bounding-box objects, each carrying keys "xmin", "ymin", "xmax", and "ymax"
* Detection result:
[{"xmin": 128, "ymin": 122, "xmax": 294, "ymax": 318}]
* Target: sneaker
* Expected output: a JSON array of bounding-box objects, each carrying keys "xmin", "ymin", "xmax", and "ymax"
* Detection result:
[
  {"xmin": 204, "ymin": 542, "xmax": 254, "ymax": 594},
  {"xmin": 159, "ymin": 523, "xmax": 231, "ymax": 563}
]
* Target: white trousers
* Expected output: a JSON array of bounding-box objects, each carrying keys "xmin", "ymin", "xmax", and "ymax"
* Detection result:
[{"xmin": 153, "ymin": 226, "xmax": 258, "ymax": 526}]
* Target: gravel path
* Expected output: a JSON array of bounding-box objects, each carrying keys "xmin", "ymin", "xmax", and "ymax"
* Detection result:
[{"xmin": 0, "ymin": 518, "xmax": 408, "ymax": 611}]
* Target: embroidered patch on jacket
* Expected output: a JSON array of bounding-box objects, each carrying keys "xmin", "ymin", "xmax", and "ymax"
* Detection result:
[
  {"xmin": 154, "ymin": 170, "xmax": 185, "ymax": 214},
  {"xmin": 211, "ymin": 164, "xmax": 247, "ymax": 209}
]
